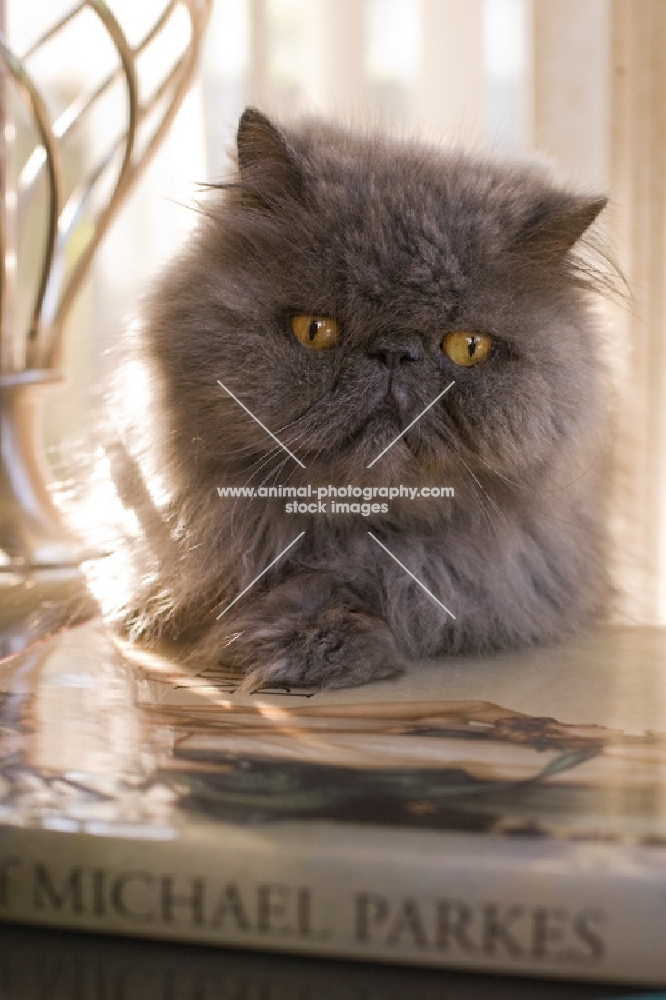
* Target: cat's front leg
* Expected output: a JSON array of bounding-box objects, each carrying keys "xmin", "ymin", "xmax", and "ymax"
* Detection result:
[{"xmin": 206, "ymin": 572, "xmax": 405, "ymax": 692}]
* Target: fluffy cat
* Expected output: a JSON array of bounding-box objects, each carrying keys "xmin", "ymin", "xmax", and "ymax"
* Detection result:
[{"xmin": 105, "ymin": 107, "xmax": 612, "ymax": 691}]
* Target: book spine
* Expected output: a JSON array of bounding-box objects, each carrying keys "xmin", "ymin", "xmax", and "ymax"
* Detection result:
[{"xmin": 1, "ymin": 824, "xmax": 665, "ymax": 984}]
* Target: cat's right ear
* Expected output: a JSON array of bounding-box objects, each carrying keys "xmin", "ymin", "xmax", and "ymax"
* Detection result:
[
  {"xmin": 235, "ymin": 108, "xmax": 303, "ymax": 204},
  {"xmin": 511, "ymin": 192, "xmax": 607, "ymax": 256}
]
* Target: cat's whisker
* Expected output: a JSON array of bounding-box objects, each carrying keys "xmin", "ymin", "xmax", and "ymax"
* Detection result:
[
  {"xmin": 232, "ymin": 452, "xmax": 295, "ymax": 538},
  {"xmin": 235, "ymin": 437, "xmax": 304, "ymax": 491},
  {"xmin": 221, "ymin": 422, "xmax": 303, "ymax": 460},
  {"xmin": 455, "ymin": 462, "xmax": 503, "ymax": 546},
  {"xmin": 443, "ymin": 444, "xmax": 507, "ymax": 547},
  {"xmin": 457, "ymin": 455, "xmax": 509, "ymax": 531},
  {"xmin": 230, "ymin": 420, "xmax": 308, "ymax": 484},
  {"xmin": 474, "ymin": 450, "xmax": 599, "ymax": 497},
  {"xmin": 228, "ymin": 423, "xmax": 314, "ymax": 535},
  {"xmin": 230, "ymin": 450, "xmax": 285, "ymax": 532},
  {"xmin": 225, "ymin": 443, "xmax": 286, "ymax": 532}
]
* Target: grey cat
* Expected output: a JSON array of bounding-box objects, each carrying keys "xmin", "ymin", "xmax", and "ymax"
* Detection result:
[{"xmin": 109, "ymin": 107, "xmax": 612, "ymax": 691}]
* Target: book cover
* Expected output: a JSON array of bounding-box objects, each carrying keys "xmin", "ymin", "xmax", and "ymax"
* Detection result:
[{"xmin": 1, "ymin": 620, "xmax": 666, "ymax": 984}]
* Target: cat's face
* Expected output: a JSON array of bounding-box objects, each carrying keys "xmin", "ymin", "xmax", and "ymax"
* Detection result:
[{"xmin": 154, "ymin": 110, "xmax": 607, "ymax": 494}]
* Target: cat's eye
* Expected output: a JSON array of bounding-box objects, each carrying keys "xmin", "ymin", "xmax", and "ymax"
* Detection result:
[
  {"xmin": 442, "ymin": 331, "xmax": 493, "ymax": 367},
  {"xmin": 291, "ymin": 315, "xmax": 340, "ymax": 350}
]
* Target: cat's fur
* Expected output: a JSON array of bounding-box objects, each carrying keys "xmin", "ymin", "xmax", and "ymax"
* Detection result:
[{"xmin": 108, "ymin": 108, "xmax": 612, "ymax": 691}]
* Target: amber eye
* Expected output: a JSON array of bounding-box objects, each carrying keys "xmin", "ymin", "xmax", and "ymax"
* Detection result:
[
  {"xmin": 442, "ymin": 331, "xmax": 493, "ymax": 367},
  {"xmin": 291, "ymin": 315, "xmax": 340, "ymax": 350}
]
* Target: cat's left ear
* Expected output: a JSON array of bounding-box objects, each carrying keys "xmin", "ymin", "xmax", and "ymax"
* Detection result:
[
  {"xmin": 236, "ymin": 107, "xmax": 303, "ymax": 202},
  {"xmin": 512, "ymin": 193, "xmax": 607, "ymax": 255}
]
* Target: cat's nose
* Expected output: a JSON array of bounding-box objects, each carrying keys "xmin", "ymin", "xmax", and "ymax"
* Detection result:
[{"xmin": 367, "ymin": 336, "xmax": 423, "ymax": 369}]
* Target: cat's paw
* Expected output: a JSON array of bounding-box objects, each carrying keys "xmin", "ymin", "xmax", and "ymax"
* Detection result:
[{"xmin": 220, "ymin": 597, "xmax": 405, "ymax": 692}]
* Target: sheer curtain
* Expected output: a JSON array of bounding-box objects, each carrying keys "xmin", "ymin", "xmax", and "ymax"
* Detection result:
[
  {"xmin": 10, "ymin": 0, "xmax": 663, "ymax": 626},
  {"xmin": 201, "ymin": 0, "xmax": 530, "ymax": 171}
]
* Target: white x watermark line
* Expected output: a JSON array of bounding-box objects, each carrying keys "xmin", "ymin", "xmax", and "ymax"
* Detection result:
[
  {"xmin": 366, "ymin": 380, "xmax": 455, "ymax": 469},
  {"xmin": 213, "ymin": 377, "xmax": 459, "ymax": 628},
  {"xmin": 217, "ymin": 380, "xmax": 306, "ymax": 468},
  {"xmin": 216, "ymin": 531, "xmax": 306, "ymax": 619},
  {"xmin": 367, "ymin": 531, "xmax": 456, "ymax": 619}
]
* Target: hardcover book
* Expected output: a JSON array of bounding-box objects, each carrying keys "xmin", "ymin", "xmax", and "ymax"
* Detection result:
[{"xmin": 1, "ymin": 620, "xmax": 666, "ymax": 984}]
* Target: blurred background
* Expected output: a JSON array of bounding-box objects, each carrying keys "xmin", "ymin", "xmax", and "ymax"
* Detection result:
[{"xmin": 3, "ymin": 0, "xmax": 665, "ymax": 627}]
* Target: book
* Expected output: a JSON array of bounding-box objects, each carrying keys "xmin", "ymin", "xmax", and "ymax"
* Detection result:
[{"xmin": 1, "ymin": 619, "xmax": 666, "ymax": 985}]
